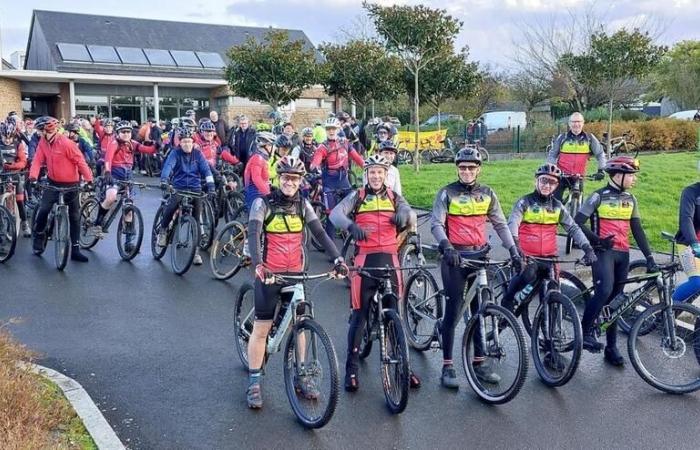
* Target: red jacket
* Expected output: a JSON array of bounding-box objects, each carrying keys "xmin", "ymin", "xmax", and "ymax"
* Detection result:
[
  {"xmin": 93, "ymin": 120, "xmax": 115, "ymax": 153},
  {"xmin": 30, "ymin": 134, "xmax": 93, "ymax": 183},
  {"xmin": 310, "ymin": 139, "xmax": 364, "ymax": 172},
  {"xmin": 244, "ymin": 152, "xmax": 271, "ymax": 196},
  {"xmin": 194, "ymin": 133, "xmax": 238, "ymax": 168},
  {"xmin": 104, "ymin": 139, "xmax": 155, "ymax": 172}
]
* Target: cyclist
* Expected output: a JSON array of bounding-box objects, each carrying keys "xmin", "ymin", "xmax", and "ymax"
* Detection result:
[
  {"xmin": 310, "ymin": 117, "xmax": 365, "ymax": 239},
  {"xmin": 292, "ymin": 127, "xmax": 316, "ymax": 172},
  {"xmin": 362, "ymin": 140, "xmax": 401, "ymax": 195},
  {"xmin": 28, "ymin": 116, "xmax": 93, "ymax": 262},
  {"xmin": 245, "ymin": 156, "xmax": 347, "ymax": 409},
  {"xmin": 673, "ymin": 172, "xmax": 700, "ymax": 302},
  {"xmin": 329, "ymin": 154, "xmax": 419, "ymax": 392},
  {"xmin": 91, "ymin": 116, "xmax": 116, "ymax": 153},
  {"xmin": 0, "ymin": 120, "xmax": 31, "ymax": 237},
  {"xmin": 501, "ymin": 164, "xmax": 597, "ymax": 324},
  {"xmin": 430, "ymin": 147, "xmax": 521, "ymax": 389},
  {"xmin": 65, "ymin": 122, "xmax": 94, "ymax": 166},
  {"xmin": 194, "ymin": 120, "xmax": 239, "ymax": 168},
  {"xmin": 367, "ymin": 124, "xmax": 391, "ymax": 156},
  {"xmin": 243, "ymin": 131, "xmax": 276, "ymax": 211},
  {"xmin": 575, "ymin": 156, "xmax": 657, "ymax": 366},
  {"xmin": 158, "ymin": 127, "xmax": 215, "ymax": 266},
  {"xmin": 546, "ymin": 112, "xmax": 606, "ymax": 202},
  {"xmin": 312, "ymin": 121, "xmax": 326, "ymax": 145},
  {"xmin": 268, "ymin": 135, "xmax": 293, "ymax": 188}
]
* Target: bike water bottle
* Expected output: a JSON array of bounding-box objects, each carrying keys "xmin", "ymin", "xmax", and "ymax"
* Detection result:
[{"xmin": 514, "ymin": 284, "xmax": 533, "ymax": 305}]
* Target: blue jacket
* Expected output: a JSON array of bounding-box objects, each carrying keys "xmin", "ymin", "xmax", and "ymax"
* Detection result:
[
  {"xmin": 75, "ymin": 137, "xmax": 94, "ymax": 163},
  {"xmin": 161, "ymin": 147, "xmax": 215, "ymax": 192},
  {"xmin": 28, "ymin": 132, "xmax": 41, "ymax": 161}
]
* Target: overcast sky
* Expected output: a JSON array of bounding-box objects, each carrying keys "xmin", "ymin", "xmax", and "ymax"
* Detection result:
[{"xmin": 2, "ymin": 0, "xmax": 699, "ymax": 69}]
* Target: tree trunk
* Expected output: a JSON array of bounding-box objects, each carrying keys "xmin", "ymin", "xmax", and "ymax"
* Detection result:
[
  {"xmin": 607, "ymin": 95, "xmax": 614, "ymax": 157},
  {"xmin": 371, "ymin": 99, "xmax": 375, "ymax": 118},
  {"xmin": 437, "ymin": 106, "xmax": 441, "ymax": 131},
  {"xmin": 413, "ymin": 69, "xmax": 420, "ymax": 173}
]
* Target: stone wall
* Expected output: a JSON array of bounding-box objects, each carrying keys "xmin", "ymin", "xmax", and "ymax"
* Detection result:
[{"xmin": 0, "ymin": 77, "xmax": 22, "ymax": 118}]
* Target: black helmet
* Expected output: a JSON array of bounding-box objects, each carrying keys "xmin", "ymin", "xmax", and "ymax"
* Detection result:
[
  {"xmin": 455, "ymin": 147, "xmax": 482, "ymax": 165},
  {"xmin": 199, "ymin": 120, "xmax": 216, "ymax": 132},
  {"xmin": 185, "ymin": 109, "xmax": 196, "ymax": 117},
  {"xmin": 535, "ymin": 163, "xmax": 562, "ymax": 180},
  {"xmin": 275, "ymin": 134, "xmax": 292, "ymax": 148},
  {"xmin": 301, "ymin": 127, "xmax": 313, "ymax": 137},
  {"xmin": 0, "ymin": 121, "xmax": 16, "ymax": 137},
  {"xmin": 115, "ymin": 120, "xmax": 132, "ymax": 133},
  {"xmin": 66, "ymin": 121, "xmax": 81, "ymax": 133},
  {"xmin": 378, "ymin": 140, "xmax": 397, "ymax": 153},
  {"xmin": 178, "ymin": 127, "xmax": 194, "ymax": 140},
  {"xmin": 276, "ymin": 156, "xmax": 306, "ymax": 176},
  {"xmin": 181, "ymin": 117, "xmax": 196, "ymax": 131},
  {"xmin": 35, "ymin": 116, "xmax": 58, "ymax": 133}
]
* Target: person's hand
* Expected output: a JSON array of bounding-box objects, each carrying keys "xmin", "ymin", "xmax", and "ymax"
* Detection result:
[
  {"xmin": 102, "ymin": 171, "xmax": 113, "ymax": 185},
  {"xmin": 597, "ymin": 235, "xmax": 615, "ymax": 251},
  {"xmin": 582, "ymin": 245, "xmax": 597, "ymax": 265},
  {"xmin": 593, "ymin": 170, "xmax": 605, "ymax": 181},
  {"xmin": 143, "ymin": 140, "xmax": 153, "ymax": 146},
  {"xmin": 646, "ymin": 256, "xmax": 659, "ymax": 273},
  {"xmin": 443, "ymin": 246, "xmax": 461, "ymax": 267},
  {"xmin": 348, "ymin": 223, "xmax": 367, "ymax": 242},
  {"xmin": 332, "ymin": 257, "xmax": 349, "ymax": 279},
  {"xmin": 160, "ymin": 181, "xmax": 170, "ymax": 197},
  {"xmin": 390, "ymin": 210, "xmax": 410, "ymax": 229},
  {"xmin": 509, "ymin": 246, "xmax": 523, "ymax": 273},
  {"xmin": 255, "ymin": 264, "xmax": 275, "ymax": 284},
  {"xmin": 692, "ymin": 242, "xmax": 700, "ymax": 258}
]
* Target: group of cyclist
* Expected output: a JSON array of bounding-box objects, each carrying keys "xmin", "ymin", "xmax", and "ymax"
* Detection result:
[{"xmin": 3, "ymin": 109, "xmax": 700, "ymax": 412}]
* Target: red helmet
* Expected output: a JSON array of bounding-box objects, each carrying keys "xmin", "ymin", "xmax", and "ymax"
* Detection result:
[{"xmin": 604, "ymin": 156, "xmax": 640, "ymax": 174}]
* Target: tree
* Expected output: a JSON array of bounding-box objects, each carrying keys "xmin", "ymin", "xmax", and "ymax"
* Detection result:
[
  {"xmin": 467, "ymin": 70, "xmax": 508, "ymax": 119},
  {"xmin": 319, "ymin": 40, "xmax": 403, "ymax": 119},
  {"xmin": 651, "ymin": 40, "xmax": 700, "ymax": 110},
  {"xmin": 562, "ymin": 28, "xmax": 666, "ymax": 154},
  {"xmin": 507, "ymin": 70, "xmax": 550, "ymax": 116},
  {"xmin": 364, "ymin": 2, "xmax": 462, "ymax": 171},
  {"xmin": 225, "ymin": 30, "xmax": 319, "ymax": 112}
]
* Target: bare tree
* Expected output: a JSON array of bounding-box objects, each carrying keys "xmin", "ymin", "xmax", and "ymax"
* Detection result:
[{"xmin": 333, "ymin": 13, "xmax": 378, "ymax": 43}]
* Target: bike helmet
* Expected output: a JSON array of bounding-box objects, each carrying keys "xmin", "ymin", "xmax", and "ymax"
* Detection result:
[
  {"xmin": 178, "ymin": 127, "xmax": 194, "ymax": 140},
  {"xmin": 66, "ymin": 122, "xmax": 82, "ymax": 133},
  {"xmin": 454, "ymin": 147, "xmax": 482, "ymax": 165},
  {"xmin": 337, "ymin": 111, "xmax": 350, "ymax": 121},
  {"xmin": 256, "ymin": 131, "xmax": 276, "ymax": 147},
  {"xmin": 130, "ymin": 120, "xmax": 139, "ymax": 127},
  {"xmin": 115, "ymin": 120, "xmax": 132, "ymax": 133},
  {"xmin": 275, "ymin": 134, "xmax": 292, "ymax": 148},
  {"xmin": 103, "ymin": 118, "xmax": 115, "ymax": 128},
  {"xmin": 199, "ymin": 120, "xmax": 216, "ymax": 132},
  {"xmin": 33, "ymin": 116, "xmax": 50, "ymax": 131},
  {"xmin": 535, "ymin": 163, "xmax": 562, "ymax": 180},
  {"xmin": 324, "ymin": 117, "xmax": 341, "ymax": 129},
  {"xmin": 181, "ymin": 117, "xmax": 197, "ymax": 131},
  {"xmin": 185, "ymin": 109, "xmax": 196, "ymax": 118},
  {"xmin": 375, "ymin": 124, "xmax": 390, "ymax": 135},
  {"xmin": 0, "ymin": 121, "xmax": 15, "ymax": 137},
  {"xmin": 39, "ymin": 116, "xmax": 59, "ymax": 133},
  {"xmin": 301, "ymin": 127, "xmax": 313, "ymax": 137},
  {"xmin": 604, "ymin": 156, "xmax": 640, "ymax": 174},
  {"xmin": 276, "ymin": 155, "xmax": 306, "ymax": 176},
  {"xmin": 378, "ymin": 140, "xmax": 397, "ymax": 153},
  {"xmin": 364, "ymin": 154, "xmax": 390, "ymax": 170}
]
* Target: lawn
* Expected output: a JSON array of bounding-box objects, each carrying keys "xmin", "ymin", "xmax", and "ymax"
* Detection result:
[{"xmin": 399, "ymin": 151, "xmax": 700, "ymax": 252}]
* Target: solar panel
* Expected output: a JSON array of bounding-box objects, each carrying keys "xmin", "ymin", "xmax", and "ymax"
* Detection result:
[
  {"xmin": 87, "ymin": 45, "xmax": 121, "ymax": 63},
  {"xmin": 196, "ymin": 52, "xmax": 225, "ymax": 68},
  {"xmin": 143, "ymin": 49, "xmax": 176, "ymax": 66},
  {"xmin": 57, "ymin": 43, "xmax": 92, "ymax": 62},
  {"xmin": 116, "ymin": 47, "xmax": 149, "ymax": 65},
  {"xmin": 170, "ymin": 50, "xmax": 202, "ymax": 68}
]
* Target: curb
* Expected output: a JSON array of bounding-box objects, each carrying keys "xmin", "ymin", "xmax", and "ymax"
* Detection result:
[{"xmin": 22, "ymin": 363, "xmax": 126, "ymax": 450}]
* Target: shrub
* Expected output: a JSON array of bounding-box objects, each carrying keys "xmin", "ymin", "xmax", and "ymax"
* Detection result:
[{"xmin": 582, "ymin": 119, "xmax": 698, "ymax": 151}]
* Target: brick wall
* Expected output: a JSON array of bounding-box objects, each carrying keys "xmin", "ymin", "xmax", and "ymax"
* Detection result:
[{"xmin": 0, "ymin": 77, "xmax": 22, "ymax": 118}]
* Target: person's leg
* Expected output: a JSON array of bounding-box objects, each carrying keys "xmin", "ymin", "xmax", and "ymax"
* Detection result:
[
  {"xmin": 581, "ymin": 250, "xmax": 615, "ymax": 352},
  {"xmin": 32, "ymin": 188, "xmax": 57, "ymax": 253},
  {"xmin": 438, "ymin": 260, "xmax": 469, "ymax": 388},
  {"xmin": 67, "ymin": 190, "xmax": 88, "ymax": 262},
  {"xmin": 603, "ymin": 251, "xmax": 629, "ymax": 365},
  {"xmin": 192, "ymin": 197, "xmax": 203, "ymax": 264},
  {"xmin": 501, "ymin": 262, "xmax": 538, "ymax": 313},
  {"xmin": 345, "ymin": 253, "xmax": 373, "ymax": 391},
  {"xmin": 246, "ymin": 280, "xmax": 280, "ymax": 408},
  {"xmin": 322, "ymin": 187, "xmax": 338, "ymax": 239},
  {"xmin": 14, "ymin": 180, "xmax": 29, "ymax": 237}
]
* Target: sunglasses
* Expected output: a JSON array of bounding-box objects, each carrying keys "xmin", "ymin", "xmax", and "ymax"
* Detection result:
[
  {"xmin": 280, "ymin": 174, "xmax": 302, "ymax": 184},
  {"xmin": 538, "ymin": 177, "xmax": 559, "ymax": 186},
  {"xmin": 458, "ymin": 165, "xmax": 479, "ymax": 172},
  {"xmin": 119, "ymin": 130, "xmax": 131, "ymax": 134}
]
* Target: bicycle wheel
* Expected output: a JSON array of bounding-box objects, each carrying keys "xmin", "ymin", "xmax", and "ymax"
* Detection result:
[
  {"xmin": 151, "ymin": 205, "xmax": 167, "ymax": 260},
  {"xmin": 398, "ymin": 242, "xmax": 423, "ymax": 284},
  {"xmin": 619, "ymin": 259, "xmax": 662, "ymax": 334},
  {"xmin": 234, "ymin": 283, "xmax": 255, "ymax": 370},
  {"xmin": 628, "ymin": 302, "xmax": 700, "ymax": 394},
  {"xmin": 487, "ymin": 264, "xmax": 510, "ymax": 303},
  {"xmin": 231, "ymin": 204, "xmax": 249, "ymax": 225},
  {"xmin": 478, "ymin": 147, "xmax": 490, "ymax": 163},
  {"xmin": 441, "ymin": 148, "xmax": 455, "ymax": 159},
  {"xmin": 397, "ymin": 150, "xmax": 413, "ymax": 165},
  {"xmin": 1, "ymin": 193, "xmax": 20, "ymax": 238},
  {"xmin": 309, "ymin": 202, "xmax": 327, "ymax": 252},
  {"xmin": 78, "ymin": 197, "xmax": 100, "ymax": 249},
  {"xmin": 116, "ymin": 205, "xmax": 144, "ymax": 261},
  {"xmin": 461, "ymin": 304, "xmax": 528, "ymax": 404},
  {"xmin": 199, "ymin": 199, "xmax": 216, "ymax": 251},
  {"xmin": 358, "ymin": 313, "xmax": 374, "ymax": 359},
  {"xmin": 381, "ymin": 309, "xmax": 410, "ymax": 414},
  {"xmin": 559, "ymin": 270, "xmax": 591, "ymax": 312},
  {"xmin": 565, "ymin": 195, "xmax": 581, "ymax": 254},
  {"xmin": 0, "ymin": 205, "xmax": 17, "ymax": 263},
  {"xmin": 210, "ymin": 220, "xmax": 247, "ymax": 280},
  {"xmin": 224, "ymin": 192, "xmax": 244, "ymax": 223},
  {"xmin": 54, "ymin": 209, "xmax": 70, "ymax": 271},
  {"xmin": 401, "ymin": 268, "xmax": 441, "ymax": 351},
  {"xmin": 170, "ymin": 215, "xmax": 199, "ymax": 275},
  {"xmin": 531, "ymin": 292, "xmax": 582, "ymax": 387},
  {"xmin": 283, "ymin": 318, "xmax": 339, "ymax": 429}
]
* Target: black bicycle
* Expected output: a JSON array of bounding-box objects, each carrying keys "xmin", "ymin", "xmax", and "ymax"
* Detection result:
[
  {"xmin": 561, "ymin": 173, "xmax": 597, "ymax": 254},
  {"xmin": 0, "ymin": 203, "xmax": 16, "ymax": 263},
  {"xmin": 33, "ymin": 183, "xmax": 84, "ymax": 271}
]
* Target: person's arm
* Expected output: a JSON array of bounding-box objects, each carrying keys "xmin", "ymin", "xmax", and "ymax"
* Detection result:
[
  {"xmin": 486, "ymin": 190, "xmax": 516, "ymax": 250},
  {"xmin": 160, "ymin": 150, "xmax": 177, "ymax": 183},
  {"xmin": 221, "ymin": 148, "xmax": 239, "ymax": 165},
  {"xmin": 430, "ymin": 188, "xmax": 450, "ymax": 244},
  {"xmin": 249, "ymin": 157, "xmax": 271, "ymax": 195},
  {"xmin": 247, "ymin": 198, "xmax": 267, "ymax": 268},
  {"xmin": 329, "ymin": 190, "xmax": 359, "ymax": 231},
  {"xmin": 349, "ymin": 148, "xmax": 365, "ymax": 167},
  {"xmin": 29, "ymin": 143, "xmax": 45, "ymax": 180},
  {"xmin": 80, "ymin": 139, "xmax": 94, "ymax": 163},
  {"xmin": 310, "ymin": 145, "xmax": 327, "ymax": 171},
  {"xmin": 304, "ymin": 200, "xmax": 341, "ymax": 259},
  {"xmin": 4, "ymin": 142, "xmax": 27, "ymax": 171},
  {"xmin": 574, "ymin": 192, "xmax": 602, "ymax": 245},
  {"xmin": 678, "ymin": 186, "xmax": 698, "ymax": 244},
  {"xmin": 546, "ymin": 134, "xmax": 564, "ymax": 165},
  {"xmin": 135, "ymin": 141, "xmax": 156, "ymax": 155},
  {"xmin": 507, "ymin": 198, "xmax": 526, "ymax": 241},
  {"xmin": 589, "ymin": 134, "xmax": 607, "ymax": 171},
  {"xmin": 103, "ymin": 140, "xmax": 119, "ymax": 172},
  {"xmin": 68, "ymin": 140, "xmax": 94, "ymax": 182},
  {"xmin": 630, "ymin": 197, "xmax": 653, "ymax": 258},
  {"xmin": 93, "ymin": 119, "xmax": 105, "ymax": 140},
  {"xmin": 196, "ymin": 151, "xmax": 216, "ymax": 191}
]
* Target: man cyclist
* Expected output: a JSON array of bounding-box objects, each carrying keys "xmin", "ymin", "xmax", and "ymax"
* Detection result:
[
  {"xmin": 310, "ymin": 117, "xmax": 365, "ymax": 239},
  {"xmin": 546, "ymin": 112, "xmax": 606, "ymax": 202},
  {"xmin": 29, "ymin": 116, "xmax": 93, "ymax": 262},
  {"xmin": 158, "ymin": 127, "xmax": 215, "ymax": 266},
  {"xmin": 672, "ymin": 170, "xmax": 700, "ymax": 302},
  {"xmin": 0, "ymin": 120, "xmax": 31, "ymax": 237},
  {"xmin": 362, "ymin": 140, "xmax": 401, "ymax": 195},
  {"xmin": 292, "ymin": 127, "xmax": 316, "ymax": 172},
  {"xmin": 575, "ymin": 156, "xmax": 657, "ymax": 366},
  {"xmin": 430, "ymin": 147, "xmax": 521, "ymax": 388},
  {"xmin": 329, "ymin": 154, "xmax": 419, "ymax": 392},
  {"xmin": 245, "ymin": 156, "xmax": 347, "ymax": 409}
]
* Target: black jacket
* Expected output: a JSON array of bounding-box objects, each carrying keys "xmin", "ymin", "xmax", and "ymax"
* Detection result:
[
  {"xmin": 213, "ymin": 119, "xmax": 228, "ymax": 145},
  {"xmin": 228, "ymin": 127, "xmax": 256, "ymax": 167}
]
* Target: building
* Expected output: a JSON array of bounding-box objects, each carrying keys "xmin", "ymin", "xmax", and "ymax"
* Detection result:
[
  {"xmin": 10, "ymin": 51, "xmax": 26, "ymax": 71},
  {"xmin": 0, "ymin": 10, "xmax": 332, "ymax": 126}
]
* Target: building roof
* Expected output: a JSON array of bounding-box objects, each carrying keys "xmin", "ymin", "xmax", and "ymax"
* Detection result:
[
  {"xmin": 1, "ymin": 59, "xmax": 14, "ymax": 70},
  {"xmin": 27, "ymin": 10, "xmax": 318, "ymax": 79}
]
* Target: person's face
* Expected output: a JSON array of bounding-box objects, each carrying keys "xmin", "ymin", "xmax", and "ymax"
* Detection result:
[
  {"xmin": 105, "ymin": 125, "xmax": 114, "ymax": 135},
  {"xmin": 569, "ymin": 114, "xmax": 584, "ymax": 135},
  {"xmin": 536, "ymin": 175, "xmax": 559, "ymax": 196},
  {"xmin": 25, "ymin": 122, "xmax": 34, "ymax": 132},
  {"xmin": 279, "ymin": 173, "xmax": 302, "ymax": 196},
  {"xmin": 203, "ymin": 130, "xmax": 216, "ymax": 142},
  {"xmin": 118, "ymin": 129, "xmax": 132, "ymax": 141},
  {"xmin": 613, "ymin": 172, "xmax": 636, "ymax": 189},
  {"xmin": 326, "ymin": 126, "xmax": 338, "ymax": 139},
  {"xmin": 303, "ymin": 135, "xmax": 313, "ymax": 145},
  {"xmin": 367, "ymin": 166, "xmax": 387, "ymax": 190},
  {"xmin": 457, "ymin": 163, "xmax": 481, "ymax": 184},
  {"xmin": 376, "ymin": 129, "xmax": 389, "ymax": 141},
  {"xmin": 380, "ymin": 150, "xmax": 396, "ymax": 164},
  {"xmin": 239, "ymin": 119, "xmax": 249, "ymax": 130},
  {"xmin": 277, "ymin": 146, "xmax": 290, "ymax": 157},
  {"xmin": 210, "ymin": 111, "xmax": 218, "ymax": 122},
  {"xmin": 283, "ymin": 125, "xmax": 294, "ymax": 136},
  {"xmin": 181, "ymin": 138, "xmax": 194, "ymax": 152},
  {"xmin": 69, "ymin": 131, "xmax": 80, "ymax": 141}
]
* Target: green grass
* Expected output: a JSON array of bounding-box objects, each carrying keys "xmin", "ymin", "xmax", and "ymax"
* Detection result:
[
  {"xmin": 400, "ymin": 152, "xmax": 700, "ymax": 252},
  {"xmin": 39, "ymin": 376, "xmax": 98, "ymax": 449}
]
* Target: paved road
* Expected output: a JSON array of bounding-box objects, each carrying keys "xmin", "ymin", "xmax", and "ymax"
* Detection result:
[{"xmin": 2, "ymin": 185, "xmax": 699, "ymax": 449}]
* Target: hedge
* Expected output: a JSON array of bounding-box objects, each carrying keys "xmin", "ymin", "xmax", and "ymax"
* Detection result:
[{"xmin": 583, "ymin": 119, "xmax": 699, "ymax": 152}]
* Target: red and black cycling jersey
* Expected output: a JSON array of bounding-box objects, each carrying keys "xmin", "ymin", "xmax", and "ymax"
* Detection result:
[
  {"xmin": 310, "ymin": 139, "xmax": 364, "ymax": 173},
  {"xmin": 1, "ymin": 140, "xmax": 28, "ymax": 172},
  {"xmin": 546, "ymin": 130, "xmax": 606, "ymax": 176},
  {"xmin": 578, "ymin": 185, "xmax": 640, "ymax": 251},
  {"xmin": 103, "ymin": 138, "xmax": 155, "ymax": 172},
  {"xmin": 193, "ymin": 133, "xmax": 238, "ymax": 168},
  {"xmin": 508, "ymin": 192, "xmax": 589, "ymax": 256}
]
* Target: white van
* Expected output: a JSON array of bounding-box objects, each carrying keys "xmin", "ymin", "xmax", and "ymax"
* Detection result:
[{"xmin": 480, "ymin": 111, "xmax": 527, "ymax": 133}]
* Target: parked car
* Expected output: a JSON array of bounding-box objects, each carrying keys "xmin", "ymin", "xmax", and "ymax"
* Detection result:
[
  {"xmin": 422, "ymin": 113, "xmax": 463, "ymax": 126},
  {"xmin": 480, "ymin": 111, "xmax": 527, "ymax": 132},
  {"xmin": 668, "ymin": 110, "xmax": 700, "ymax": 121}
]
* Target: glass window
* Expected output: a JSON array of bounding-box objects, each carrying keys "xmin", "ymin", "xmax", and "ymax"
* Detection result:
[
  {"xmin": 170, "ymin": 50, "xmax": 202, "ymax": 68},
  {"xmin": 116, "ymin": 47, "xmax": 149, "ymax": 65},
  {"xmin": 144, "ymin": 49, "xmax": 176, "ymax": 66},
  {"xmin": 196, "ymin": 52, "xmax": 225, "ymax": 68},
  {"xmin": 76, "ymin": 95, "xmax": 109, "ymax": 106},
  {"xmin": 87, "ymin": 45, "xmax": 120, "ymax": 63},
  {"xmin": 57, "ymin": 43, "xmax": 92, "ymax": 62}
]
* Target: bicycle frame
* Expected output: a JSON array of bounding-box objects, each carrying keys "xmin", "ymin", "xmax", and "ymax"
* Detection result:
[
  {"xmin": 266, "ymin": 283, "xmax": 313, "ymax": 355},
  {"xmin": 598, "ymin": 271, "xmax": 666, "ymax": 333}
]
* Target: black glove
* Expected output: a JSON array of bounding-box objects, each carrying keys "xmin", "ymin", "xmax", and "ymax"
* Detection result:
[
  {"xmin": 160, "ymin": 181, "xmax": 170, "ymax": 197},
  {"xmin": 646, "ymin": 256, "xmax": 659, "ymax": 273},
  {"xmin": 509, "ymin": 246, "xmax": 523, "ymax": 274},
  {"xmin": 582, "ymin": 245, "xmax": 597, "ymax": 265},
  {"xmin": 597, "ymin": 235, "xmax": 615, "ymax": 251},
  {"xmin": 348, "ymin": 223, "xmax": 367, "ymax": 242},
  {"xmin": 333, "ymin": 257, "xmax": 349, "ymax": 278},
  {"xmin": 593, "ymin": 170, "xmax": 605, "ymax": 181},
  {"xmin": 439, "ymin": 239, "xmax": 461, "ymax": 267},
  {"xmin": 103, "ymin": 170, "xmax": 113, "ymax": 185},
  {"xmin": 390, "ymin": 210, "xmax": 410, "ymax": 229}
]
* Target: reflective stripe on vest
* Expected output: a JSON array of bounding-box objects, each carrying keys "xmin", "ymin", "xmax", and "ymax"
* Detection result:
[
  {"xmin": 598, "ymin": 199, "xmax": 634, "ymax": 220},
  {"xmin": 522, "ymin": 205, "xmax": 560, "ymax": 224},
  {"xmin": 264, "ymin": 214, "xmax": 303, "ymax": 233},
  {"xmin": 560, "ymin": 140, "xmax": 590, "ymax": 154},
  {"xmin": 447, "ymin": 194, "xmax": 491, "ymax": 216}
]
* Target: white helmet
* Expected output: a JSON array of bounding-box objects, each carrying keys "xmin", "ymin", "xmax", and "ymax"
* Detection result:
[
  {"xmin": 364, "ymin": 154, "xmax": 390, "ymax": 171},
  {"xmin": 324, "ymin": 117, "xmax": 341, "ymax": 129},
  {"xmin": 256, "ymin": 131, "xmax": 276, "ymax": 147}
]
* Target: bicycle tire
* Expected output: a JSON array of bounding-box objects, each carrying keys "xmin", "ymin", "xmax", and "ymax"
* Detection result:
[
  {"xmin": 340, "ymin": 236, "xmax": 355, "ymax": 288},
  {"xmin": 531, "ymin": 292, "xmax": 582, "ymax": 387},
  {"xmin": 54, "ymin": 209, "xmax": 70, "ymax": 271},
  {"xmin": 198, "ymin": 199, "xmax": 216, "ymax": 251},
  {"xmin": 1, "ymin": 193, "xmax": 20, "ymax": 239},
  {"xmin": 224, "ymin": 192, "xmax": 244, "ymax": 223},
  {"xmin": 619, "ymin": 259, "xmax": 661, "ymax": 335},
  {"xmin": 283, "ymin": 318, "xmax": 339, "ymax": 429},
  {"xmin": 397, "ymin": 150, "xmax": 413, "ymax": 165},
  {"xmin": 628, "ymin": 302, "xmax": 700, "ymax": 394},
  {"xmin": 559, "ymin": 270, "xmax": 591, "ymax": 312},
  {"xmin": 171, "ymin": 215, "xmax": 199, "ymax": 275},
  {"xmin": 461, "ymin": 304, "xmax": 528, "ymax": 404},
  {"xmin": 116, "ymin": 204, "xmax": 144, "ymax": 261},
  {"xmin": 78, "ymin": 197, "xmax": 100, "ymax": 249},
  {"xmin": 429, "ymin": 155, "xmax": 454, "ymax": 164},
  {"xmin": 151, "ymin": 204, "xmax": 167, "ymax": 260},
  {"xmin": 209, "ymin": 220, "xmax": 247, "ymax": 280},
  {"xmin": 234, "ymin": 283, "xmax": 255, "ymax": 370},
  {"xmin": 565, "ymin": 194, "xmax": 581, "ymax": 254},
  {"xmin": 381, "ymin": 309, "xmax": 410, "ymax": 414},
  {"xmin": 309, "ymin": 202, "xmax": 327, "ymax": 252},
  {"xmin": 441, "ymin": 148, "xmax": 455, "ymax": 159},
  {"xmin": 398, "ymin": 242, "xmax": 421, "ymax": 285},
  {"xmin": 231, "ymin": 204, "xmax": 248, "ymax": 225},
  {"xmin": 401, "ymin": 268, "xmax": 441, "ymax": 351},
  {"xmin": 478, "ymin": 147, "xmax": 490, "ymax": 163},
  {"xmin": 0, "ymin": 205, "xmax": 17, "ymax": 263}
]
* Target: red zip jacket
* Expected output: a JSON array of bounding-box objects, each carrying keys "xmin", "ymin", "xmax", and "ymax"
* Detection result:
[
  {"xmin": 93, "ymin": 120, "xmax": 116, "ymax": 153},
  {"xmin": 193, "ymin": 133, "xmax": 239, "ymax": 167},
  {"xmin": 30, "ymin": 134, "xmax": 93, "ymax": 183},
  {"xmin": 104, "ymin": 139, "xmax": 155, "ymax": 172}
]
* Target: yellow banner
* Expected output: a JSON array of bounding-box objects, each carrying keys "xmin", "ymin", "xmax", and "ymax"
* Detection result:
[{"xmin": 396, "ymin": 130, "xmax": 448, "ymax": 150}]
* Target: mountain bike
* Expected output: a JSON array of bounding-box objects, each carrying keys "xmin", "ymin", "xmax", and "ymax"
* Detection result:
[
  {"xmin": 234, "ymin": 271, "xmax": 340, "ymax": 428},
  {"xmin": 561, "ymin": 173, "xmax": 597, "ymax": 254},
  {"xmin": 0, "ymin": 171, "xmax": 26, "ymax": 239},
  {"xmin": 603, "ymin": 130, "xmax": 639, "ymax": 156},
  {"xmin": 33, "ymin": 184, "xmax": 83, "ymax": 271},
  {"xmin": 79, "ymin": 179, "xmax": 146, "ymax": 261},
  {"xmin": 0, "ymin": 204, "xmax": 16, "ymax": 263}
]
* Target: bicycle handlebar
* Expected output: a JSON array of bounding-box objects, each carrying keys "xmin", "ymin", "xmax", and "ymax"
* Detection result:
[
  {"xmin": 459, "ymin": 258, "xmax": 510, "ymax": 269},
  {"xmin": 526, "ymin": 255, "xmax": 583, "ymax": 265},
  {"xmin": 272, "ymin": 271, "xmax": 337, "ymax": 283}
]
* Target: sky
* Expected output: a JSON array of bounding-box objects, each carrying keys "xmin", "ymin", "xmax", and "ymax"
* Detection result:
[{"xmin": 2, "ymin": 0, "xmax": 699, "ymax": 69}]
